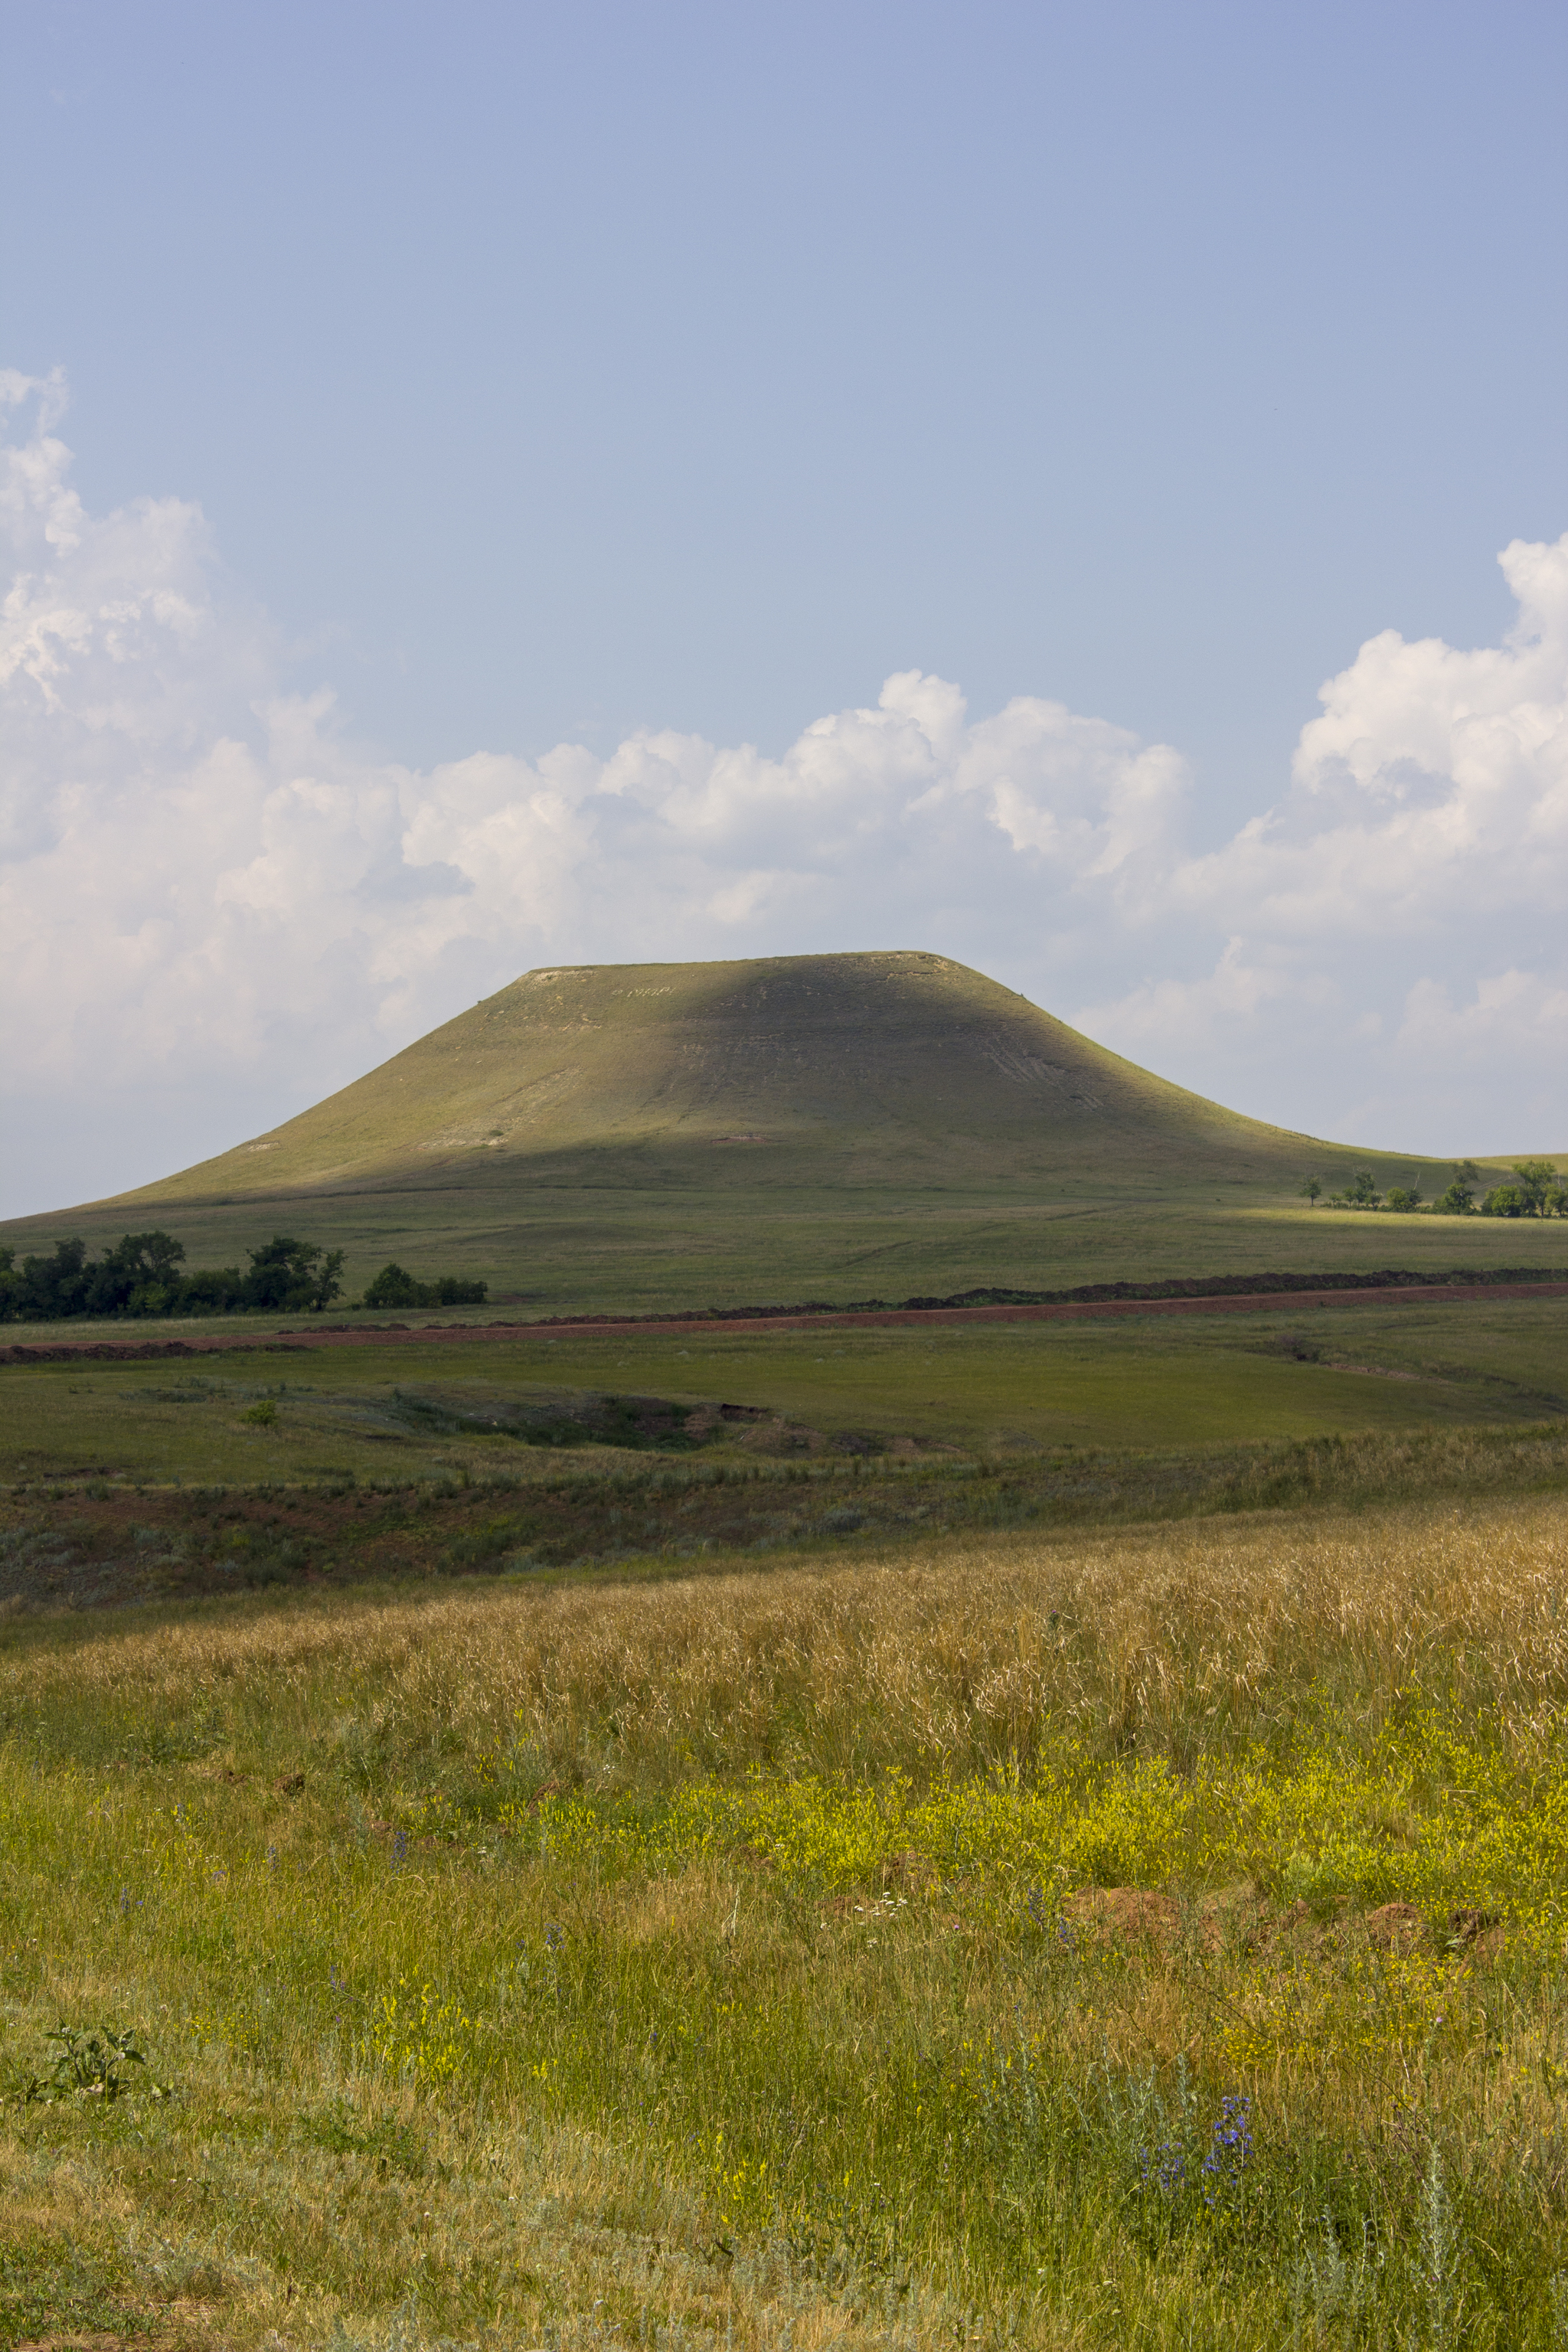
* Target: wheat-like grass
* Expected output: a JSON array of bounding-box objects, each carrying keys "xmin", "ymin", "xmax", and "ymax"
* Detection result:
[{"xmin": 13, "ymin": 1494, "xmax": 1567, "ymax": 1786}]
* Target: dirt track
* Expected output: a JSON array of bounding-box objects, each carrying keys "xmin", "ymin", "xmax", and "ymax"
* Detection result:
[{"xmin": 4, "ymin": 1278, "xmax": 1567, "ymax": 1366}]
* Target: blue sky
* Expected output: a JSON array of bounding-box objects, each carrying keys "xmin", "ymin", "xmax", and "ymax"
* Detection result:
[{"xmin": 2, "ymin": 2, "xmax": 1566, "ymax": 1211}]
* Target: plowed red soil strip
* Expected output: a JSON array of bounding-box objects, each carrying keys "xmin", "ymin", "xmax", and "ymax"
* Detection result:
[{"xmin": 5, "ymin": 1280, "xmax": 1567, "ymax": 1364}]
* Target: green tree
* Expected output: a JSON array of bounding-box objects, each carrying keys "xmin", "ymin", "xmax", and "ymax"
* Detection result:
[
  {"xmin": 1512, "ymin": 1158, "xmax": 1560, "ymax": 1217},
  {"xmin": 1435, "ymin": 1162, "xmax": 1480, "ymax": 1215},
  {"xmin": 361, "ymin": 1263, "xmax": 488, "ymax": 1309},
  {"xmin": 1298, "ymin": 1176, "xmax": 1321, "ymax": 1207},
  {"xmin": 363, "ymin": 1262, "xmax": 425, "ymax": 1309},
  {"xmin": 83, "ymin": 1230, "xmax": 188, "ymax": 1318},
  {"xmin": 241, "ymin": 1238, "xmax": 345, "ymax": 1313},
  {"xmin": 1385, "ymin": 1184, "xmax": 1423, "ymax": 1213},
  {"xmin": 0, "ymin": 1233, "xmax": 343, "ymax": 1323},
  {"xmin": 180, "ymin": 1264, "xmax": 246, "ymax": 1312},
  {"xmin": 18, "ymin": 1238, "xmax": 90, "ymax": 1320},
  {"xmin": 311, "ymin": 1250, "xmax": 346, "ymax": 1310},
  {"xmin": 1481, "ymin": 1185, "xmax": 1526, "ymax": 1218}
]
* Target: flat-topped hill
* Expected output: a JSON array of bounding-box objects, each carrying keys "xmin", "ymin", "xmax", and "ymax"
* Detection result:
[
  {"xmin": 13, "ymin": 952, "xmax": 1549, "ymax": 1315},
  {"xmin": 116, "ymin": 951, "xmax": 1326, "ymax": 1203}
]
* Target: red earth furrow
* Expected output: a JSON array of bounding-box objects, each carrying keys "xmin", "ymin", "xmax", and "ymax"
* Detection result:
[{"xmin": 5, "ymin": 1278, "xmax": 1567, "ymax": 1365}]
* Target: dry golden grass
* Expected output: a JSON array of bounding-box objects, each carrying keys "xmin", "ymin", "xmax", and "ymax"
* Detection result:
[{"xmin": 24, "ymin": 1494, "xmax": 1568, "ymax": 1788}]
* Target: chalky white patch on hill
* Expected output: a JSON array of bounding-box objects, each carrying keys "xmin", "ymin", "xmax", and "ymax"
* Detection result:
[{"xmin": 1, "ymin": 368, "xmax": 1565, "ymax": 1208}]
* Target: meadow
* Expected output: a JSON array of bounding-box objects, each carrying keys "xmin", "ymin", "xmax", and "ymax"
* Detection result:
[
  {"xmin": 5, "ymin": 1293, "xmax": 1568, "ymax": 1491},
  {"xmin": 9, "ymin": 1190, "xmax": 1568, "ymax": 1327},
  {"xmin": 8, "ymin": 1498, "xmax": 1568, "ymax": 2349},
  {"xmin": 5, "ymin": 1290, "xmax": 1568, "ymax": 2346}
]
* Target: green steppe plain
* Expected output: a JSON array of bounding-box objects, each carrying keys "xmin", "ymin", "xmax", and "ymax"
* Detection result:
[
  {"xmin": 9, "ymin": 1188, "xmax": 1568, "ymax": 1321},
  {"xmin": 5, "ymin": 1292, "xmax": 1568, "ymax": 1489}
]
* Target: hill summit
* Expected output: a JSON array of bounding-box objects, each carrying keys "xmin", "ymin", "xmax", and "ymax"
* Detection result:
[{"xmin": 119, "ymin": 951, "xmax": 1321, "ymax": 1207}]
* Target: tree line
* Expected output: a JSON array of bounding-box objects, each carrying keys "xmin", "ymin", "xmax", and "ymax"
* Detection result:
[
  {"xmin": 1297, "ymin": 1160, "xmax": 1566, "ymax": 1216},
  {"xmin": 0, "ymin": 1233, "xmax": 486, "ymax": 1323}
]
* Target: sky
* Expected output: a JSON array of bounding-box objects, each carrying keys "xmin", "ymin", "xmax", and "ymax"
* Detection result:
[{"xmin": 2, "ymin": 0, "xmax": 1566, "ymax": 1217}]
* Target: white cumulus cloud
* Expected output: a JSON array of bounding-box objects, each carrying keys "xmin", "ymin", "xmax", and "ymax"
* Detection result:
[
  {"xmin": 1, "ymin": 371, "xmax": 1564, "ymax": 1212},
  {"xmin": 1083, "ymin": 531, "xmax": 1568, "ymax": 1145}
]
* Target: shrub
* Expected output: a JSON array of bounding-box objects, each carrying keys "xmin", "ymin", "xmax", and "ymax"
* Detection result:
[
  {"xmin": 363, "ymin": 1264, "xmax": 488, "ymax": 1310},
  {"xmin": 363, "ymin": 1263, "xmax": 424, "ymax": 1309}
]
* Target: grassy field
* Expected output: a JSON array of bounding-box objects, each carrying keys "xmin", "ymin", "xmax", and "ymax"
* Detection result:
[
  {"xmin": 5, "ymin": 1295, "xmax": 1568, "ymax": 2346},
  {"xmin": 9, "ymin": 1191, "xmax": 1568, "ymax": 1325},
  {"xmin": 3, "ymin": 1295, "xmax": 1566, "ymax": 1490},
  {"xmin": 8, "ymin": 1497, "xmax": 1568, "ymax": 2348}
]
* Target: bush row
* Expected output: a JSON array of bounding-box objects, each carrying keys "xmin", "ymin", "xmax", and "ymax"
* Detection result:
[{"xmin": 1300, "ymin": 1158, "xmax": 1565, "ymax": 1216}]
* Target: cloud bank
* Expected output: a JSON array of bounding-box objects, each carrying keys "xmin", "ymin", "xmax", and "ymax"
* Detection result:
[{"xmin": 2, "ymin": 371, "xmax": 1565, "ymax": 1212}]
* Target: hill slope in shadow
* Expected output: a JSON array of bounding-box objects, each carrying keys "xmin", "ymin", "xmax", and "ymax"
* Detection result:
[{"xmin": 113, "ymin": 951, "xmax": 1329, "ymax": 1207}]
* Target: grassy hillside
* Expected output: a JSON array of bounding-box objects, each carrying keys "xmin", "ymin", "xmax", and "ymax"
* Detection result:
[
  {"xmin": 96, "ymin": 951, "xmax": 1422, "ymax": 1197},
  {"xmin": 5, "ymin": 953, "xmax": 1556, "ymax": 1310}
]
